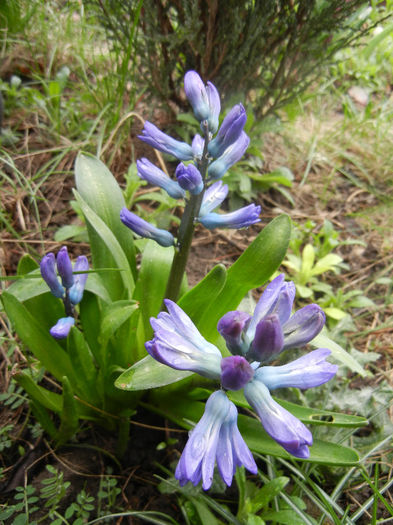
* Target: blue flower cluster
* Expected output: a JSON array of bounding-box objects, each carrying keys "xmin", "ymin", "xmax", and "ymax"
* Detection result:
[
  {"xmin": 120, "ymin": 71, "xmax": 260, "ymax": 246},
  {"xmin": 146, "ymin": 274, "xmax": 338, "ymax": 489},
  {"xmin": 40, "ymin": 246, "xmax": 89, "ymax": 339}
]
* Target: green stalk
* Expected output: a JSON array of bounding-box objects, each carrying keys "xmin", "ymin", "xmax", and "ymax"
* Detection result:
[{"xmin": 164, "ymin": 122, "xmax": 210, "ymax": 302}]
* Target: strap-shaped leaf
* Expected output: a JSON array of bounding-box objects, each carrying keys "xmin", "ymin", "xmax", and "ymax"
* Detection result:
[
  {"xmin": 197, "ymin": 214, "xmax": 291, "ymax": 340},
  {"xmin": 178, "ymin": 264, "xmax": 227, "ymax": 325},
  {"xmin": 229, "ymin": 391, "xmax": 367, "ymax": 428},
  {"xmin": 115, "ymin": 354, "xmax": 192, "ymax": 391},
  {"xmin": 13, "ymin": 371, "xmax": 62, "ymax": 413},
  {"xmin": 1, "ymin": 291, "xmax": 74, "ymax": 382},
  {"xmin": 67, "ymin": 326, "xmax": 99, "ymax": 404},
  {"xmin": 133, "ymin": 240, "xmax": 175, "ymax": 340},
  {"xmin": 56, "ymin": 376, "xmax": 79, "ymax": 446},
  {"xmin": 75, "ymin": 153, "xmax": 136, "ymax": 276},
  {"xmin": 74, "ymin": 190, "xmax": 134, "ymax": 299}
]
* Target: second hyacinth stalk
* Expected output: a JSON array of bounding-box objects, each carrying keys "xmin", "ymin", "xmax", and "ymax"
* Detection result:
[{"xmin": 120, "ymin": 70, "xmax": 259, "ymax": 302}]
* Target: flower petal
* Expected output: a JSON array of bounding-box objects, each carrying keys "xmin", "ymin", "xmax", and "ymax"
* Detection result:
[
  {"xmin": 40, "ymin": 253, "xmax": 64, "ymax": 298},
  {"xmin": 198, "ymin": 204, "xmax": 261, "ymax": 230},
  {"xmin": 217, "ymin": 310, "xmax": 251, "ymax": 355},
  {"xmin": 199, "ymin": 180, "xmax": 228, "ymax": 216},
  {"xmin": 49, "ymin": 317, "xmax": 75, "ymax": 339},
  {"xmin": 56, "ymin": 246, "xmax": 74, "ymax": 289},
  {"xmin": 137, "ymin": 158, "xmax": 185, "ymax": 199},
  {"xmin": 244, "ymin": 379, "xmax": 312, "ymax": 458},
  {"xmin": 138, "ymin": 121, "xmax": 193, "ymax": 161},
  {"xmin": 255, "ymin": 348, "xmax": 338, "ymax": 390},
  {"xmin": 282, "ymin": 304, "xmax": 325, "ymax": 349},
  {"xmin": 220, "ymin": 356, "xmax": 254, "ymax": 391},
  {"xmin": 248, "ymin": 314, "xmax": 284, "ymax": 363},
  {"xmin": 69, "ymin": 255, "xmax": 89, "ymax": 305},
  {"xmin": 120, "ymin": 208, "xmax": 174, "ymax": 247}
]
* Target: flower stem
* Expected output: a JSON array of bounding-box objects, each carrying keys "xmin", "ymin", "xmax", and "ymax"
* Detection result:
[{"xmin": 164, "ymin": 122, "xmax": 210, "ymax": 302}]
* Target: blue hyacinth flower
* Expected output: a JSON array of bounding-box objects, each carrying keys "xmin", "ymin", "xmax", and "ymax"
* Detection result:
[
  {"xmin": 120, "ymin": 208, "xmax": 174, "ymax": 248},
  {"xmin": 146, "ymin": 276, "xmax": 337, "ymax": 485},
  {"xmin": 175, "ymin": 391, "xmax": 257, "ymax": 490},
  {"xmin": 137, "ymin": 158, "xmax": 186, "ymax": 199},
  {"xmin": 138, "ymin": 121, "xmax": 193, "ymax": 161}
]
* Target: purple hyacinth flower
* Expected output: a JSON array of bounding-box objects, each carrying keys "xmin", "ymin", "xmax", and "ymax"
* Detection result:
[
  {"xmin": 184, "ymin": 71, "xmax": 210, "ymax": 121},
  {"xmin": 220, "ymin": 356, "xmax": 254, "ymax": 391},
  {"xmin": 120, "ymin": 208, "xmax": 174, "ymax": 248},
  {"xmin": 205, "ymin": 81, "xmax": 221, "ymax": 133},
  {"xmin": 50, "ymin": 316, "xmax": 75, "ymax": 339},
  {"xmin": 40, "ymin": 253, "xmax": 64, "ymax": 298},
  {"xmin": 208, "ymin": 131, "xmax": 250, "ymax": 180},
  {"xmin": 282, "ymin": 304, "xmax": 326, "ymax": 350},
  {"xmin": 69, "ymin": 255, "xmax": 89, "ymax": 305},
  {"xmin": 56, "ymin": 246, "xmax": 74, "ymax": 289},
  {"xmin": 217, "ymin": 311, "xmax": 251, "ymax": 355},
  {"xmin": 175, "ymin": 391, "xmax": 257, "ymax": 490},
  {"xmin": 137, "ymin": 158, "xmax": 185, "ymax": 199},
  {"xmin": 146, "ymin": 299, "xmax": 222, "ymax": 379},
  {"xmin": 198, "ymin": 204, "xmax": 261, "ymax": 230},
  {"xmin": 175, "ymin": 163, "xmax": 204, "ymax": 195},
  {"xmin": 255, "ymin": 348, "xmax": 338, "ymax": 390},
  {"xmin": 249, "ymin": 314, "xmax": 284, "ymax": 363},
  {"xmin": 138, "ymin": 121, "xmax": 193, "ymax": 161},
  {"xmin": 191, "ymin": 134, "xmax": 204, "ymax": 158},
  {"xmin": 184, "ymin": 71, "xmax": 221, "ymax": 133},
  {"xmin": 244, "ymin": 379, "xmax": 313, "ymax": 458},
  {"xmin": 208, "ymin": 104, "xmax": 247, "ymax": 159},
  {"xmin": 199, "ymin": 181, "xmax": 228, "ymax": 216}
]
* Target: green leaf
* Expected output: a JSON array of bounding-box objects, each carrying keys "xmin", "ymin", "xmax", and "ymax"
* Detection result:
[
  {"xmin": 178, "ymin": 264, "xmax": 227, "ymax": 324},
  {"xmin": 99, "ymin": 300, "xmax": 139, "ymax": 349},
  {"xmin": 75, "ymin": 153, "xmax": 136, "ymax": 275},
  {"xmin": 1, "ymin": 292, "xmax": 74, "ymax": 382},
  {"xmin": 133, "ymin": 240, "xmax": 175, "ymax": 340},
  {"xmin": 17, "ymin": 253, "xmax": 39, "ymax": 275},
  {"xmin": 30, "ymin": 400, "xmax": 58, "ymax": 439},
  {"xmin": 229, "ymin": 391, "xmax": 367, "ymax": 428},
  {"xmin": 54, "ymin": 224, "xmax": 87, "ymax": 242},
  {"xmin": 13, "ymin": 372, "xmax": 62, "ymax": 413},
  {"xmin": 115, "ymin": 355, "xmax": 192, "ymax": 391},
  {"xmin": 74, "ymin": 190, "xmax": 134, "ymax": 299},
  {"xmin": 311, "ymin": 332, "xmax": 368, "ymax": 376},
  {"xmin": 198, "ymin": 215, "xmax": 291, "ymax": 340},
  {"xmin": 251, "ymin": 477, "xmax": 290, "ymax": 513},
  {"xmin": 67, "ymin": 327, "xmax": 98, "ymax": 404},
  {"xmin": 311, "ymin": 253, "xmax": 343, "ymax": 276},
  {"xmin": 261, "ymin": 510, "xmax": 306, "ymax": 525},
  {"xmin": 301, "ymin": 244, "xmax": 315, "ymax": 278},
  {"xmin": 56, "ymin": 376, "xmax": 79, "ymax": 446}
]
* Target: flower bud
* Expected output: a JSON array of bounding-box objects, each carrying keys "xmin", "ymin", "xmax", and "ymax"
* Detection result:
[
  {"xmin": 120, "ymin": 208, "xmax": 174, "ymax": 247},
  {"xmin": 175, "ymin": 163, "xmax": 203, "ymax": 195}
]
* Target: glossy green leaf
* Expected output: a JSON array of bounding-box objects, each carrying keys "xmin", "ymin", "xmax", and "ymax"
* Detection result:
[
  {"xmin": 75, "ymin": 153, "xmax": 136, "ymax": 276},
  {"xmin": 74, "ymin": 190, "xmax": 134, "ymax": 299},
  {"xmin": 56, "ymin": 376, "xmax": 79, "ymax": 446},
  {"xmin": 133, "ymin": 240, "xmax": 175, "ymax": 339},
  {"xmin": 1, "ymin": 291, "xmax": 74, "ymax": 382},
  {"xmin": 99, "ymin": 300, "xmax": 139, "ymax": 348},
  {"xmin": 178, "ymin": 264, "xmax": 227, "ymax": 325},
  {"xmin": 13, "ymin": 371, "xmax": 62, "ymax": 413},
  {"xmin": 17, "ymin": 253, "xmax": 38, "ymax": 275},
  {"xmin": 115, "ymin": 354, "xmax": 192, "ymax": 391},
  {"xmin": 312, "ymin": 332, "xmax": 368, "ymax": 376},
  {"xmin": 198, "ymin": 215, "xmax": 291, "ymax": 340},
  {"xmin": 229, "ymin": 391, "xmax": 367, "ymax": 428},
  {"xmin": 67, "ymin": 326, "xmax": 98, "ymax": 404},
  {"xmin": 251, "ymin": 477, "xmax": 290, "ymax": 513}
]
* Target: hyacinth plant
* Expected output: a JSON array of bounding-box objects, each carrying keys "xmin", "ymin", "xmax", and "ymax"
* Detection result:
[{"xmin": 2, "ymin": 71, "xmax": 366, "ymax": 464}]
